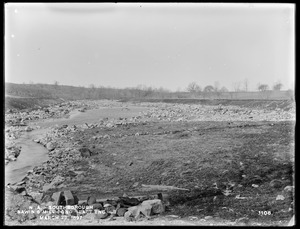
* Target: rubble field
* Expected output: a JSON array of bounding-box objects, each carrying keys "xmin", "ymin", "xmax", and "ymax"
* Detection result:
[{"xmin": 4, "ymin": 99, "xmax": 295, "ymax": 226}]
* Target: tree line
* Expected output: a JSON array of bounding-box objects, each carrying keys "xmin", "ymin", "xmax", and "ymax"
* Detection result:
[{"xmin": 5, "ymin": 80, "xmax": 293, "ymax": 101}]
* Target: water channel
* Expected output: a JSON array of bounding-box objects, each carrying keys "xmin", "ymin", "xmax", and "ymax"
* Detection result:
[{"xmin": 5, "ymin": 106, "xmax": 148, "ymax": 185}]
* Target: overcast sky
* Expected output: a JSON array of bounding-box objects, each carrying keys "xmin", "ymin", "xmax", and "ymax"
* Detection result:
[{"xmin": 5, "ymin": 3, "xmax": 295, "ymax": 91}]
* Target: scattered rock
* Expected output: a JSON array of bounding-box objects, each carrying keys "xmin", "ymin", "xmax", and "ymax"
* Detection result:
[
  {"xmin": 50, "ymin": 175, "xmax": 65, "ymax": 187},
  {"xmin": 288, "ymin": 215, "xmax": 295, "ymax": 226},
  {"xmin": 103, "ymin": 203, "xmax": 111, "ymax": 208},
  {"xmin": 119, "ymin": 197, "xmax": 140, "ymax": 206},
  {"xmin": 138, "ymin": 204, "xmax": 152, "ymax": 218},
  {"xmin": 9, "ymin": 185, "xmax": 26, "ymax": 194},
  {"xmin": 270, "ymin": 179, "xmax": 284, "ymax": 189},
  {"xmin": 27, "ymin": 191, "xmax": 43, "ymax": 204},
  {"xmin": 283, "ymin": 185, "xmax": 294, "ymax": 193},
  {"xmin": 46, "ymin": 142, "xmax": 56, "ymax": 151},
  {"xmin": 28, "ymin": 212, "xmax": 37, "ymax": 220},
  {"xmin": 87, "ymin": 196, "xmax": 97, "ymax": 206},
  {"xmin": 94, "ymin": 210, "xmax": 108, "ymax": 220},
  {"xmin": 41, "ymin": 194, "xmax": 52, "ymax": 203},
  {"xmin": 276, "ymin": 195, "xmax": 285, "ymax": 201},
  {"xmin": 79, "ymin": 148, "xmax": 92, "ymax": 157},
  {"xmin": 189, "ymin": 216, "xmax": 198, "ymax": 220},
  {"xmin": 92, "ymin": 203, "xmax": 103, "ymax": 210},
  {"xmin": 51, "ymin": 191, "xmax": 63, "ymax": 205},
  {"xmin": 132, "ymin": 182, "xmax": 139, "ymax": 188},
  {"xmin": 25, "ymin": 126, "xmax": 33, "ymax": 132},
  {"xmin": 116, "ymin": 208, "xmax": 127, "ymax": 217},
  {"xmin": 236, "ymin": 217, "xmax": 249, "ymax": 224},
  {"xmin": 249, "ymin": 175, "xmax": 263, "ymax": 184},
  {"xmin": 43, "ymin": 176, "xmax": 65, "ymax": 192},
  {"xmin": 141, "ymin": 199, "xmax": 165, "ymax": 214},
  {"xmin": 105, "ymin": 205, "xmax": 116, "ymax": 214},
  {"xmin": 204, "ymin": 216, "xmax": 213, "ymax": 220},
  {"xmin": 64, "ymin": 190, "xmax": 75, "ymax": 205},
  {"xmin": 124, "ymin": 206, "xmax": 140, "ymax": 221},
  {"xmin": 166, "ymin": 215, "xmax": 180, "ymax": 218}
]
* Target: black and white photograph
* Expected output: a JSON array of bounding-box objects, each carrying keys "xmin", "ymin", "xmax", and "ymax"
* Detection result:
[{"xmin": 4, "ymin": 3, "xmax": 295, "ymax": 226}]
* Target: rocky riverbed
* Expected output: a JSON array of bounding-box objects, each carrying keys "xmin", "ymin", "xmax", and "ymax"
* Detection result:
[{"xmin": 4, "ymin": 99, "xmax": 295, "ymax": 226}]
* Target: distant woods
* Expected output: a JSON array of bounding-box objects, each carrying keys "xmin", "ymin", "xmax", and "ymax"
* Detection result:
[
  {"xmin": 5, "ymin": 82, "xmax": 294, "ymax": 101},
  {"xmin": 5, "ymin": 83, "xmax": 175, "ymax": 100}
]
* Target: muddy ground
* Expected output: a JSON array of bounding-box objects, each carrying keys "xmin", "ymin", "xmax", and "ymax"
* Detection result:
[
  {"xmin": 4, "ymin": 99, "xmax": 295, "ymax": 226},
  {"xmin": 53, "ymin": 121, "xmax": 295, "ymax": 225}
]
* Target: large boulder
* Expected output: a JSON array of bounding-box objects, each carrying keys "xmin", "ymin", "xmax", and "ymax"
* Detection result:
[
  {"xmin": 64, "ymin": 190, "xmax": 75, "ymax": 205},
  {"xmin": 124, "ymin": 204, "xmax": 152, "ymax": 221},
  {"xmin": 51, "ymin": 191, "xmax": 63, "ymax": 205},
  {"xmin": 46, "ymin": 142, "xmax": 56, "ymax": 151},
  {"xmin": 87, "ymin": 196, "xmax": 97, "ymax": 206},
  {"xmin": 118, "ymin": 197, "xmax": 140, "ymax": 207},
  {"xmin": 124, "ymin": 206, "xmax": 140, "ymax": 221},
  {"xmin": 141, "ymin": 199, "xmax": 165, "ymax": 214},
  {"xmin": 116, "ymin": 208, "xmax": 127, "ymax": 217}
]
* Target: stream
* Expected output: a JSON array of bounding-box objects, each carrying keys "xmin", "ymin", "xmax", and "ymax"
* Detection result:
[{"xmin": 5, "ymin": 106, "xmax": 148, "ymax": 185}]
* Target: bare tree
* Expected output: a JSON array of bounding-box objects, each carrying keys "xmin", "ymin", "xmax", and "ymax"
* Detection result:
[
  {"xmin": 273, "ymin": 82, "xmax": 283, "ymax": 91},
  {"xmin": 233, "ymin": 82, "xmax": 241, "ymax": 92},
  {"xmin": 203, "ymin": 85, "xmax": 214, "ymax": 99},
  {"xmin": 187, "ymin": 82, "xmax": 201, "ymax": 94},
  {"xmin": 219, "ymin": 86, "xmax": 229, "ymax": 92},
  {"xmin": 203, "ymin": 85, "xmax": 214, "ymax": 92},
  {"xmin": 218, "ymin": 87, "xmax": 229, "ymax": 99},
  {"xmin": 257, "ymin": 83, "xmax": 271, "ymax": 99},
  {"xmin": 258, "ymin": 84, "xmax": 269, "ymax": 91},
  {"xmin": 244, "ymin": 78, "xmax": 249, "ymax": 92}
]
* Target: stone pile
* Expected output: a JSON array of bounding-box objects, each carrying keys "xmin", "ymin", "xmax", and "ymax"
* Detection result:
[
  {"xmin": 6, "ymin": 183, "xmax": 166, "ymax": 223},
  {"xmin": 5, "ymin": 100, "xmax": 107, "ymax": 127},
  {"xmin": 5, "ymin": 145, "xmax": 22, "ymax": 163},
  {"xmin": 137, "ymin": 103, "xmax": 295, "ymax": 122}
]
